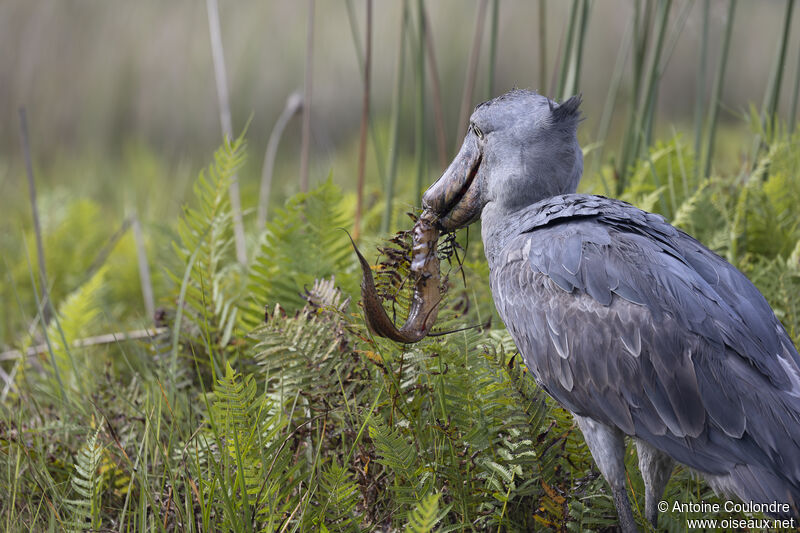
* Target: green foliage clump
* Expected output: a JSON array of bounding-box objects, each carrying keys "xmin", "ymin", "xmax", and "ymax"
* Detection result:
[{"xmin": 1, "ymin": 122, "xmax": 799, "ymax": 532}]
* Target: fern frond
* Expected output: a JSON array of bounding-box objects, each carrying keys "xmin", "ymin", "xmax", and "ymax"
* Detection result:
[
  {"xmin": 405, "ymin": 493, "xmax": 446, "ymax": 533},
  {"xmin": 64, "ymin": 428, "xmax": 104, "ymax": 533},
  {"xmin": 211, "ymin": 362, "xmax": 265, "ymax": 498},
  {"xmin": 312, "ymin": 458, "xmax": 361, "ymax": 532},
  {"xmin": 170, "ymin": 134, "xmax": 247, "ymax": 367},
  {"xmin": 245, "ymin": 178, "xmax": 357, "ymax": 327},
  {"xmin": 369, "ymin": 420, "xmax": 419, "ymax": 484},
  {"xmin": 42, "ymin": 265, "xmax": 107, "ymax": 396},
  {"xmin": 250, "ymin": 305, "xmax": 346, "ymax": 401}
]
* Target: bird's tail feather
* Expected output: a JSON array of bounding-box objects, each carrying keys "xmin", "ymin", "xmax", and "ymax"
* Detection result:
[{"xmin": 706, "ymin": 464, "xmax": 800, "ymax": 519}]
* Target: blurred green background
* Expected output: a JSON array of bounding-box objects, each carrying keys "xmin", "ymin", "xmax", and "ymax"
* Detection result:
[
  {"xmin": 3, "ymin": 2, "xmax": 800, "ymax": 531},
  {"xmin": 2, "ymin": 1, "xmax": 798, "ymax": 203}
]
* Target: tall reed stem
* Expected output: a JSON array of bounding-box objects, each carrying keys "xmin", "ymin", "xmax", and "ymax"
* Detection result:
[
  {"xmin": 205, "ymin": 0, "xmax": 246, "ymax": 265},
  {"xmin": 562, "ymin": 0, "xmax": 590, "ymax": 100},
  {"xmin": 693, "ymin": 0, "xmax": 710, "ymax": 171},
  {"xmin": 790, "ymin": 42, "xmax": 800, "ymax": 134},
  {"xmin": 593, "ymin": 20, "xmax": 633, "ymax": 192},
  {"xmin": 299, "ymin": 0, "xmax": 315, "ymax": 193},
  {"xmin": 414, "ymin": 0, "xmax": 426, "ymax": 203},
  {"xmin": 538, "ymin": 0, "xmax": 547, "ymax": 90},
  {"xmin": 353, "ymin": 0, "xmax": 373, "ymax": 241},
  {"xmin": 455, "ymin": 0, "xmax": 489, "ymax": 150},
  {"xmin": 762, "ymin": 0, "xmax": 796, "ymax": 124},
  {"xmin": 382, "ymin": 1, "xmax": 408, "ymax": 234},
  {"xmin": 701, "ymin": 0, "xmax": 736, "ymax": 180},
  {"xmin": 555, "ymin": 0, "xmax": 580, "ymax": 100},
  {"xmin": 345, "ymin": 0, "xmax": 387, "ymax": 182},
  {"xmin": 487, "ymin": 0, "xmax": 500, "ymax": 98},
  {"xmin": 636, "ymin": 0, "xmax": 672, "ymax": 156},
  {"xmin": 615, "ymin": 1, "xmax": 651, "ymax": 191},
  {"xmin": 421, "ymin": 3, "xmax": 449, "ymax": 168}
]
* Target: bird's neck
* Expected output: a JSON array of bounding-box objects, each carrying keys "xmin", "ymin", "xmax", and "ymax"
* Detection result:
[{"xmin": 480, "ymin": 201, "xmax": 539, "ymax": 269}]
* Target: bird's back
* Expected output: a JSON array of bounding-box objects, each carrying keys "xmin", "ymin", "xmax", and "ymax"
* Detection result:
[{"xmin": 485, "ymin": 194, "xmax": 800, "ymax": 512}]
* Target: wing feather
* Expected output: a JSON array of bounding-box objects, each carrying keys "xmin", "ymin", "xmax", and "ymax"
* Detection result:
[{"xmin": 489, "ymin": 195, "xmax": 800, "ymax": 488}]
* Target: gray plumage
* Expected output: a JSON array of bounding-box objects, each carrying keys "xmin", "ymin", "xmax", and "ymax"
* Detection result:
[{"xmin": 423, "ymin": 89, "xmax": 800, "ymax": 531}]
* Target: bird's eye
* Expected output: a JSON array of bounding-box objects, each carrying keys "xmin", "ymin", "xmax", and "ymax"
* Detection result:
[{"xmin": 473, "ymin": 124, "xmax": 484, "ymax": 139}]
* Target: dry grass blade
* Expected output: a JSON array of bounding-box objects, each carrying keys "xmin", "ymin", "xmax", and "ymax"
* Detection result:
[
  {"xmin": 205, "ymin": 0, "xmax": 246, "ymax": 265},
  {"xmin": 132, "ymin": 214, "xmax": 155, "ymax": 323},
  {"xmin": 257, "ymin": 92, "xmax": 303, "ymax": 228}
]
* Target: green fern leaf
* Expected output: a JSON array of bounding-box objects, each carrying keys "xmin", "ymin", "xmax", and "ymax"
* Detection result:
[
  {"xmin": 170, "ymin": 134, "xmax": 246, "ymax": 364},
  {"xmin": 244, "ymin": 177, "xmax": 358, "ymax": 327},
  {"xmin": 64, "ymin": 428, "xmax": 104, "ymax": 533},
  {"xmin": 211, "ymin": 362, "xmax": 265, "ymax": 498},
  {"xmin": 42, "ymin": 265, "xmax": 107, "ymax": 396},
  {"xmin": 405, "ymin": 493, "xmax": 447, "ymax": 533}
]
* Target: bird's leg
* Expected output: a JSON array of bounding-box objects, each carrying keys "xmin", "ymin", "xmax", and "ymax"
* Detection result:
[
  {"xmin": 635, "ymin": 439, "xmax": 674, "ymax": 528},
  {"xmin": 574, "ymin": 415, "xmax": 638, "ymax": 533}
]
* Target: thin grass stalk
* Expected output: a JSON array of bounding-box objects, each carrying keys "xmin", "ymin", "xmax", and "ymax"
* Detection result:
[
  {"xmin": 762, "ymin": 0, "xmax": 796, "ymax": 124},
  {"xmin": 791, "ymin": 42, "xmax": 800, "ymax": 133},
  {"xmin": 636, "ymin": 0, "xmax": 672, "ymax": 156},
  {"xmin": 616, "ymin": 1, "xmax": 653, "ymax": 192},
  {"xmin": 592, "ymin": 20, "xmax": 633, "ymax": 192},
  {"xmin": 620, "ymin": 0, "xmax": 670, "ymax": 192},
  {"xmin": 455, "ymin": 0, "xmax": 489, "ymax": 150},
  {"xmin": 131, "ymin": 214, "xmax": 155, "ymax": 323},
  {"xmin": 353, "ymin": 0, "xmax": 373, "ymax": 241},
  {"xmin": 693, "ymin": 0, "xmax": 710, "ymax": 171},
  {"xmin": 487, "ymin": 0, "xmax": 499, "ymax": 98},
  {"xmin": 658, "ymin": 0, "xmax": 695, "ymax": 71},
  {"xmin": 562, "ymin": 0, "xmax": 590, "ymax": 100},
  {"xmin": 18, "ymin": 107, "xmax": 49, "ymax": 324},
  {"xmin": 382, "ymin": 1, "xmax": 408, "ymax": 234},
  {"xmin": 257, "ymin": 92, "xmax": 303, "ymax": 228},
  {"xmin": 421, "ymin": 3, "xmax": 448, "ymax": 168},
  {"xmin": 701, "ymin": 0, "xmax": 736, "ymax": 180},
  {"xmin": 85, "ymin": 217, "xmax": 132, "ymax": 281},
  {"xmin": 205, "ymin": 0, "xmax": 246, "ymax": 265},
  {"xmin": 345, "ymin": 0, "xmax": 387, "ymax": 182},
  {"xmin": 555, "ymin": 0, "xmax": 580, "ymax": 100},
  {"xmin": 23, "ymin": 243, "xmax": 65, "ymax": 403},
  {"xmin": 645, "ymin": 0, "xmax": 687, "ymax": 150},
  {"xmin": 548, "ymin": 18, "xmax": 566, "ymax": 96},
  {"xmin": 654, "ymin": 0, "xmax": 695, "ymax": 141},
  {"xmin": 299, "ymin": 0, "xmax": 315, "ymax": 193},
  {"xmin": 414, "ymin": 0, "xmax": 426, "ymax": 203},
  {"xmin": 539, "ymin": 0, "xmax": 547, "ymax": 89}
]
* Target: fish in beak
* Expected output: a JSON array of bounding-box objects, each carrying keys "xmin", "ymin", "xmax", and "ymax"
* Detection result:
[{"xmin": 422, "ymin": 129, "xmax": 484, "ymax": 231}]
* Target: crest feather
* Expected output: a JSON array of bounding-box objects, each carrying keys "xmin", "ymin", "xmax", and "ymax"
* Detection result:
[{"xmin": 552, "ymin": 94, "xmax": 583, "ymax": 123}]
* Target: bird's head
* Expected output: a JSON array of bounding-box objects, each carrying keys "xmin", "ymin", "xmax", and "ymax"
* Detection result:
[{"xmin": 422, "ymin": 89, "xmax": 583, "ymax": 231}]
